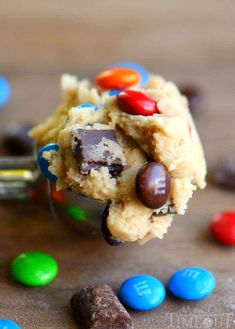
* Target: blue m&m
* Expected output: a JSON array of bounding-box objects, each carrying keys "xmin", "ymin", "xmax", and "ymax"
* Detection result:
[
  {"xmin": 168, "ymin": 267, "xmax": 216, "ymax": 301},
  {"xmin": 76, "ymin": 103, "xmax": 98, "ymax": 111},
  {"xmin": 0, "ymin": 319, "xmax": 21, "ymax": 329},
  {"xmin": 119, "ymin": 274, "xmax": 165, "ymax": 311},
  {"xmin": 37, "ymin": 143, "xmax": 59, "ymax": 181},
  {"xmin": 0, "ymin": 76, "xmax": 11, "ymax": 108}
]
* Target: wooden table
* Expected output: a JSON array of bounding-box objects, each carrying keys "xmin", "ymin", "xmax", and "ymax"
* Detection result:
[{"xmin": 0, "ymin": 1, "xmax": 235, "ymax": 328}]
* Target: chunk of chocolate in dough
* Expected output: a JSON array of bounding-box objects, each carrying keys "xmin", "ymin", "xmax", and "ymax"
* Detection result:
[
  {"xmin": 70, "ymin": 284, "xmax": 133, "ymax": 329},
  {"xmin": 74, "ymin": 129, "xmax": 124, "ymax": 175}
]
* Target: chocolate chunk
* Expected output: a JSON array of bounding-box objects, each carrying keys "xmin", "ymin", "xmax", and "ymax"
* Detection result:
[
  {"xmin": 2, "ymin": 122, "xmax": 34, "ymax": 156},
  {"xmin": 180, "ymin": 86, "xmax": 203, "ymax": 117},
  {"xmin": 135, "ymin": 162, "xmax": 171, "ymax": 209},
  {"xmin": 102, "ymin": 205, "xmax": 121, "ymax": 246},
  {"xmin": 70, "ymin": 284, "xmax": 133, "ymax": 329},
  {"xmin": 211, "ymin": 157, "xmax": 235, "ymax": 190},
  {"xmin": 74, "ymin": 129, "xmax": 124, "ymax": 176}
]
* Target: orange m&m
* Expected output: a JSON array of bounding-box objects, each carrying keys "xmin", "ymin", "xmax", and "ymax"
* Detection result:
[{"xmin": 95, "ymin": 67, "xmax": 141, "ymax": 90}]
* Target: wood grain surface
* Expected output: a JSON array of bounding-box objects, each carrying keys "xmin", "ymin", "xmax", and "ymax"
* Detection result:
[{"xmin": 0, "ymin": 1, "xmax": 235, "ymax": 328}]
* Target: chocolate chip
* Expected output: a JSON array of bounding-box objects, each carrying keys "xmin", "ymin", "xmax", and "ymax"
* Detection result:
[
  {"xmin": 102, "ymin": 205, "xmax": 121, "ymax": 246},
  {"xmin": 211, "ymin": 157, "xmax": 235, "ymax": 190},
  {"xmin": 73, "ymin": 129, "xmax": 124, "ymax": 176},
  {"xmin": 70, "ymin": 284, "xmax": 133, "ymax": 329},
  {"xmin": 135, "ymin": 162, "xmax": 171, "ymax": 209},
  {"xmin": 2, "ymin": 122, "xmax": 34, "ymax": 156},
  {"xmin": 180, "ymin": 86, "xmax": 203, "ymax": 116}
]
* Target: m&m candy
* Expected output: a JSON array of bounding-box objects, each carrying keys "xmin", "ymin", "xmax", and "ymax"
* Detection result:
[
  {"xmin": 135, "ymin": 162, "xmax": 171, "ymax": 209},
  {"xmin": 117, "ymin": 90, "xmax": 158, "ymax": 116},
  {"xmin": 0, "ymin": 319, "xmax": 21, "ymax": 329},
  {"xmin": 111, "ymin": 62, "xmax": 149, "ymax": 87},
  {"xmin": 65, "ymin": 205, "xmax": 86, "ymax": 221},
  {"xmin": 168, "ymin": 267, "xmax": 216, "ymax": 301},
  {"xmin": 96, "ymin": 68, "xmax": 140, "ymax": 90},
  {"xmin": 210, "ymin": 211, "xmax": 235, "ymax": 245},
  {"xmin": 76, "ymin": 103, "xmax": 98, "ymax": 111},
  {"xmin": 11, "ymin": 251, "xmax": 58, "ymax": 287},
  {"xmin": 107, "ymin": 89, "xmax": 121, "ymax": 97},
  {"xmin": 119, "ymin": 274, "xmax": 166, "ymax": 311},
  {"xmin": 0, "ymin": 76, "xmax": 11, "ymax": 108},
  {"xmin": 37, "ymin": 143, "xmax": 59, "ymax": 181}
]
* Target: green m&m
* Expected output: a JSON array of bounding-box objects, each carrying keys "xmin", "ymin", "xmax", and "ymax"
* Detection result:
[{"xmin": 11, "ymin": 251, "xmax": 58, "ymax": 287}]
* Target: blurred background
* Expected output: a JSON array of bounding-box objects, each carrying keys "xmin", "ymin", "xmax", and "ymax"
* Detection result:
[{"xmin": 1, "ymin": 0, "xmax": 235, "ymax": 163}]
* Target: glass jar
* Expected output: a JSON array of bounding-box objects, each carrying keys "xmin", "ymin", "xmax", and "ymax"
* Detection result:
[{"xmin": 0, "ymin": 155, "xmax": 105, "ymax": 237}]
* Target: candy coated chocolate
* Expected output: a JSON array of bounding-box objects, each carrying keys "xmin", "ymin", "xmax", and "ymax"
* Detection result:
[
  {"xmin": 74, "ymin": 129, "xmax": 124, "ymax": 176},
  {"xmin": 37, "ymin": 143, "xmax": 59, "ymax": 181},
  {"xmin": 211, "ymin": 156, "xmax": 235, "ymax": 190},
  {"xmin": 168, "ymin": 267, "xmax": 216, "ymax": 301},
  {"xmin": 0, "ymin": 319, "xmax": 21, "ymax": 329},
  {"xmin": 65, "ymin": 204, "xmax": 86, "ymax": 221},
  {"xmin": 117, "ymin": 90, "xmax": 158, "ymax": 116},
  {"xmin": 102, "ymin": 205, "xmax": 121, "ymax": 246},
  {"xmin": 135, "ymin": 162, "xmax": 171, "ymax": 209},
  {"xmin": 76, "ymin": 103, "xmax": 98, "ymax": 111},
  {"xmin": 11, "ymin": 251, "xmax": 58, "ymax": 286},
  {"xmin": 3, "ymin": 123, "xmax": 34, "ymax": 156},
  {"xmin": 110, "ymin": 62, "xmax": 149, "ymax": 87},
  {"xmin": 96, "ymin": 67, "xmax": 140, "ymax": 90},
  {"xmin": 210, "ymin": 211, "xmax": 235, "ymax": 245},
  {"xmin": 70, "ymin": 284, "xmax": 133, "ymax": 329},
  {"xmin": 119, "ymin": 274, "xmax": 166, "ymax": 311},
  {"xmin": 0, "ymin": 75, "xmax": 11, "ymax": 107}
]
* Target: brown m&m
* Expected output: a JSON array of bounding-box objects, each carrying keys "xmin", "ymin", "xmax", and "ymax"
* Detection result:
[
  {"xmin": 135, "ymin": 162, "xmax": 171, "ymax": 209},
  {"xmin": 211, "ymin": 156, "xmax": 235, "ymax": 190}
]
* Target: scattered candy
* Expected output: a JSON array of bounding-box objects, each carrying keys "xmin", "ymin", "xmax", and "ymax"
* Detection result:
[
  {"xmin": 2, "ymin": 123, "xmax": 34, "ymax": 156},
  {"xmin": 74, "ymin": 129, "xmax": 124, "ymax": 176},
  {"xmin": 96, "ymin": 67, "xmax": 140, "ymax": 90},
  {"xmin": 135, "ymin": 162, "xmax": 171, "ymax": 209},
  {"xmin": 111, "ymin": 62, "xmax": 149, "ymax": 87},
  {"xmin": 65, "ymin": 205, "xmax": 86, "ymax": 221},
  {"xmin": 210, "ymin": 211, "xmax": 235, "ymax": 246},
  {"xmin": 76, "ymin": 103, "xmax": 98, "ymax": 111},
  {"xmin": 180, "ymin": 86, "xmax": 203, "ymax": 117},
  {"xmin": 102, "ymin": 205, "xmax": 121, "ymax": 246},
  {"xmin": 117, "ymin": 90, "xmax": 158, "ymax": 116},
  {"xmin": 0, "ymin": 76, "xmax": 11, "ymax": 108},
  {"xmin": 37, "ymin": 143, "xmax": 59, "ymax": 181},
  {"xmin": 211, "ymin": 156, "xmax": 235, "ymax": 190},
  {"xmin": 51, "ymin": 184, "xmax": 64, "ymax": 203},
  {"xmin": 71, "ymin": 284, "xmax": 133, "ymax": 329},
  {"xmin": 168, "ymin": 267, "xmax": 216, "ymax": 301},
  {"xmin": 11, "ymin": 251, "xmax": 58, "ymax": 287},
  {"xmin": 119, "ymin": 274, "xmax": 166, "ymax": 311},
  {"xmin": 0, "ymin": 319, "xmax": 21, "ymax": 329}
]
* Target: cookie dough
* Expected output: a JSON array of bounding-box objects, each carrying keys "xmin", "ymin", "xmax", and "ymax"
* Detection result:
[{"xmin": 30, "ymin": 68, "xmax": 207, "ymax": 243}]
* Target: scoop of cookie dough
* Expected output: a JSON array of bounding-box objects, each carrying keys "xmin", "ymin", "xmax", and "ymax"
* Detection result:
[{"xmin": 30, "ymin": 66, "xmax": 207, "ymax": 244}]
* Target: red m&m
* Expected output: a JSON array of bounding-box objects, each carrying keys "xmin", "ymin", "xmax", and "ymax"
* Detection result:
[
  {"xmin": 210, "ymin": 211, "xmax": 235, "ymax": 246},
  {"xmin": 117, "ymin": 90, "xmax": 158, "ymax": 116},
  {"xmin": 96, "ymin": 67, "xmax": 140, "ymax": 90}
]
